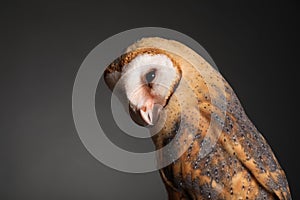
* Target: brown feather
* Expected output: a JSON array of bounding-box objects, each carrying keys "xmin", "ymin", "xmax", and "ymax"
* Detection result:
[{"xmin": 104, "ymin": 37, "xmax": 291, "ymax": 200}]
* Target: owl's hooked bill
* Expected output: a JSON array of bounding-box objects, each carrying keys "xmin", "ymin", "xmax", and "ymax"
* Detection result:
[{"xmin": 129, "ymin": 101, "xmax": 163, "ymax": 127}]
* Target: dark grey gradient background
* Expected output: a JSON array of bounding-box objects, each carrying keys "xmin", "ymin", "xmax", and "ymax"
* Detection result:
[{"xmin": 1, "ymin": 1, "xmax": 298, "ymax": 200}]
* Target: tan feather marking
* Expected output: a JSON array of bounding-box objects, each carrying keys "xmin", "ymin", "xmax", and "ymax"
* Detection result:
[{"xmin": 104, "ymin": 37, "xmax": 291, "ymax": 200}]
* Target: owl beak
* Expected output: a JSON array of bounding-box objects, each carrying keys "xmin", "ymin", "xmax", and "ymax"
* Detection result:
[
  {"xmin": 140, "ymin": 109, "xmax": 153, "ymax": 125},
  {"xmin": 129, "ymin": 100, "xmax": 162, "ymax": 127},
  {"xmin": 139, "ymin": 103, "xmax": 162, "ymax": 126}
]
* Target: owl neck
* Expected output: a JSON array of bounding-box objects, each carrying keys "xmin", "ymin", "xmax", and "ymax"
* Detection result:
[
  {"xmin": 150, "ymin": 72, "xmax": 248, "ymax": 166},
  {"xmin": 150, "ymin": 78, "xmax": 213, "ymax": 160}
]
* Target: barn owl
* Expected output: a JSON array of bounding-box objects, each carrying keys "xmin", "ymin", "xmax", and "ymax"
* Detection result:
[{"xmin": 104, "ymin": 37, "xmax": 291, "ymax": 200}]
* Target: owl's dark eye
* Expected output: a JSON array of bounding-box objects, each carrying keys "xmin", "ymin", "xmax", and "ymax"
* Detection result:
[{"xmin": 145, "ymin": 69, "xmax": 156, "ymax": 83}]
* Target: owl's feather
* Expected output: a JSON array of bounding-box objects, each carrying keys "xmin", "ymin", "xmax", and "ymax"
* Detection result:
[{"xmin": 104, "ymin": 37, "xmax": 291, "ymax": 200}]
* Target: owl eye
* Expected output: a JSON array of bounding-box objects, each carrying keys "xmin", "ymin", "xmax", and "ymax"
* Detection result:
[{"xmin": 145, "ymin": 69, "xmax": 156, "ymax": 83}]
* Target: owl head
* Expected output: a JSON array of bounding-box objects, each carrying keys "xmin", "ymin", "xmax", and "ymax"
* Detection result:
[{"xmin": 104, "ymin": 48, "xmax": 182, "ymax": 126}]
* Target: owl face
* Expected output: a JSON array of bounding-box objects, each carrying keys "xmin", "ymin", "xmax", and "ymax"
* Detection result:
[{"xmin": 105, "ymin": 53, "xmax": 181, "ymax": 126}]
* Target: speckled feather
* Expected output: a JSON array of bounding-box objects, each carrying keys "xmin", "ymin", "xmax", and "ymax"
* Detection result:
[{"xmin": 104, "ymin": 38, "xmax": 291, "ymax": 200}]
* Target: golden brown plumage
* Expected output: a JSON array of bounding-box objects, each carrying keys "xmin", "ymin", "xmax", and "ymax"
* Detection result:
[{"xmin": 104, "ymin": 37, "xmax": 291, "ymax": 200}]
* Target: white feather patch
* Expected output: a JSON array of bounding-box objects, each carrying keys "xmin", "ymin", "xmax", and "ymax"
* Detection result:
[{"xmin": 121, "ymin": 54, "xmax": 177, "ymax": 109}]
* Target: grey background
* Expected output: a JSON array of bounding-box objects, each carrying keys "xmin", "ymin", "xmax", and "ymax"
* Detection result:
[{"xmin": 1, "ymin": 1, "xmax": 298, "ymax": 200}]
